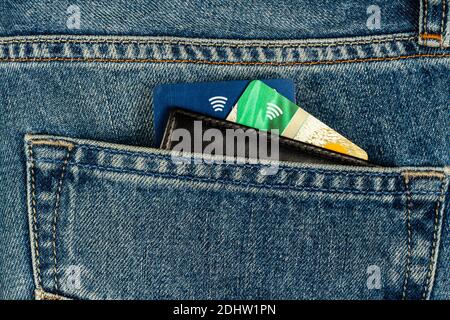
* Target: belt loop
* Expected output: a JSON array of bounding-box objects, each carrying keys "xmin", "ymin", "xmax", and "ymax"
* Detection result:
[{"xmin": 419, "ymin": 0, "xmax": 449, "ymax": 47}]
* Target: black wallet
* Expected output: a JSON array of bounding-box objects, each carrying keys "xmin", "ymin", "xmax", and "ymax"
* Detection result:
[{"xmin": 160, "ymin": 108, "xmax": 372, "ymax": 167}]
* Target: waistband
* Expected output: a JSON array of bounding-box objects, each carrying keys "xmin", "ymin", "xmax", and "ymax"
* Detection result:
[
  {"xmin": 3, "ymin": 1, "xmax": 448, "ymax": 48},
  {"xmin": 0, "ymin": 1, "xmax": 425, "ymax": 40}
]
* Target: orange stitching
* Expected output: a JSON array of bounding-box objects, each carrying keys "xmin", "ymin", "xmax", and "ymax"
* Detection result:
[
  {"xmin": 1, "ymin": 53, "xmax": 449, "ymax": 66},
  {"xmin": 420, "ymin": 33, "xmax": 443, "ymax": 41}
]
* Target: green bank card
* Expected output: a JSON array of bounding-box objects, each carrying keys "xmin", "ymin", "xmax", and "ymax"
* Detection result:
[
  {"xmin": 226, "ymin": 80, "xmax": 298, "ymax": 132},
  {"xmin": 226, "ymin": 80, "xmax": 369, "ymax": 160}
]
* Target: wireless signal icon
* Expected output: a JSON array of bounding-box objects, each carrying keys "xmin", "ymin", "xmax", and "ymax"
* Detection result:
[
  {"xmin": 265, "ymin": 103, "xmax": 283, "ymax": 120},
  {"xmin": 209, "ymin": 96, "xmax": 228, "ymax": 112}
]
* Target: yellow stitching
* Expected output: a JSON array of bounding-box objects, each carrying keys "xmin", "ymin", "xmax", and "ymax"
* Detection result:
[
  {"xmin": 35, "ymin": 289, "xmax": 69, "ymax": 300},
  {"xmin": 402, "ymin": 175, "xmax": 413, "ymax": 300},
  {"xmin": 52, "ymin": 145, "xmax": 73, "ymax": 291},
  {"xmin": 28, "ymin": 143, "xmax": 42, "ymax": 288},
  {"xmin": 30, "ymin": 139, "xmax": 75, "ymax": 148},
  {"xmin": 0, "ymin": 35, "xmax": 418, "ymax": 48},
  {"xmin": 422, "ymin": 176, "xmax": 446, "ymax": 299},
  {"xmin": 1, "ymin": 53, "xmax": 449, "ymax": 66},
  {"xmin": 402, "ymin": 171, "xmax": 446, "ymax": 179}
]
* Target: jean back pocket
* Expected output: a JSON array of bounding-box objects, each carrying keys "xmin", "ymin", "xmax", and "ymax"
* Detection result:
[{"xmin": 25, "ymin": 134, "xmax": 448, "ymax": 300}]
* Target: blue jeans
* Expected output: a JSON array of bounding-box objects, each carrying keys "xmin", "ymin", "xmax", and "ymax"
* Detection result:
[{"xmin": 0, "ymin": 0, "xmax": 449, "ymax": 299}]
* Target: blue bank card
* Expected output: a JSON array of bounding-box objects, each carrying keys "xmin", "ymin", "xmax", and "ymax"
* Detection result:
[{"xmin": 153, "ymin": 79, "xmax": 296, "ymax": 144}]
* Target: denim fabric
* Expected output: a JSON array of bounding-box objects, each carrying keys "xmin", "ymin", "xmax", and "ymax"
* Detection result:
[
  {"xmin": 1, "ymin": 0, "xmax": 420, "ymax": 39},
  {"xmin": 0, "ymin": 0, "xmax": 449, "ymax": 300},
  {"xmin": 22, "ymin": 135, "xmax": 448, "ymax": 300}
]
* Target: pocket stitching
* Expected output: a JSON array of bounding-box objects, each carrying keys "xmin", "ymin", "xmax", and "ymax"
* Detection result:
[
  {"xmin": 3, "ymin": 53, "xmax": 450, "ymax": 66},
  {"xmin": 0, "ymin": 34, "xmax": 417, "ymax": 47},
  {"xmin": 51, "ymin": 145, "xmax": 73, "ymax": 292},
  {"xmin": 27, "ymin": 143, "xmax": 42, "ymax": 289},
  {"xmin": 422, "ymin": 175, "xmax": 447, "ymax": 299},
  {"xmin": 28, "ymin": 139, "xmax": 397, "ymax": 178},
  {"xmin": 35, "ymin": 157, "xmax": 444, "ymax": 196},
  {"xmin": 401, "ymin": 174, "xmax": 413, "ymax": 300}
]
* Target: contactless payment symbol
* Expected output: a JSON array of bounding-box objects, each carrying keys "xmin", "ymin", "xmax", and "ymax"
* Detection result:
[
  {"xmin": 265, "ymin": 103, "xmax": 283, "ymax": 120},
  {"xmin": 208, "ymin": 96, "xmax": 228, "ymax": 112}
]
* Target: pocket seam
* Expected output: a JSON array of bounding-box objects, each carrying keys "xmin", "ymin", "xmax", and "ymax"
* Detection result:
[
  {"xmin": 28, "ymin": 139, "xmax": 397, "ymax": 178},
  {"xmin": 51, "ymin": 144, "xmax": 73, "ymax": 292},
  {"xmin": 27, "ymin": 138, "xmax": 449, "ymax": 179},
  {"xmin": 35, "ymin": 157, "xmax": 444, "ymax": 197},
  {"xmin": 27, "ymin": 143, "xmax": 42, "ymax": 289},
  {"xmin": 401, "ymin": 171, "xmax": 448, "ymax": 300},
  {"xmin": 401, "ymin": 174, "xmax": 413, "ymax": 300},
  {"xmin": 27, "ymin": 139, "xmax": 75, "ymax": 296},
  {"xmin": 422, "ymin": 175, "xmax": 447, "ymax": 299}
]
